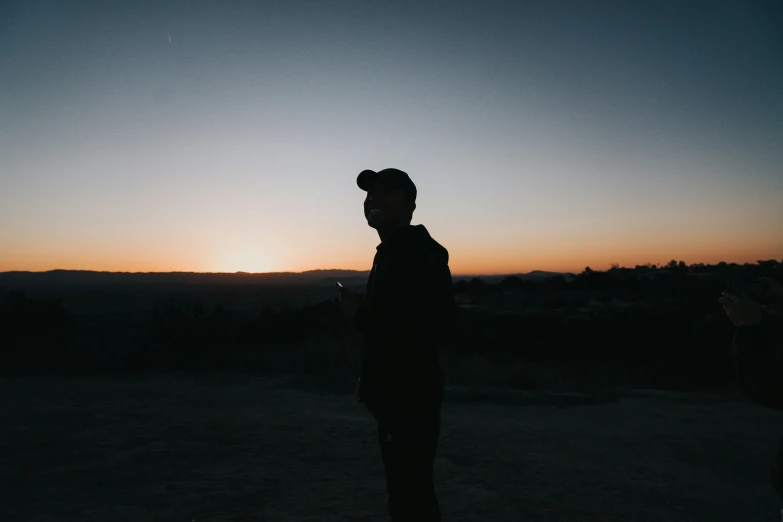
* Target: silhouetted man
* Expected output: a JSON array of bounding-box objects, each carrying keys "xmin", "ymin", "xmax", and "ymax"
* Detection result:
[
  {"xmin": 338, "ymin": 168, "xmax": 455, "ymax": 522},
  {"xmin": 720, "ymin": 277, "xmax": 783, "ymax": 504}
]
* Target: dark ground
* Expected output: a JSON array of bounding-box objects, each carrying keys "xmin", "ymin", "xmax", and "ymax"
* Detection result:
[{"xmin": 2, "ymin": 375, "xmax": 782, "ymax": 521}]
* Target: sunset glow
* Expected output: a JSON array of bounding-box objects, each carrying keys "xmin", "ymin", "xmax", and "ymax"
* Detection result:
[{"xmin": 216, "ymin": 250, "xmax": 276, "ymax": 275}]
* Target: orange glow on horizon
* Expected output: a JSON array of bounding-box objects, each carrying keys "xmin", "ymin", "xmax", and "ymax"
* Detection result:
[
  {"xmin": 2, "ymin": 216, "xmax": 781, "ymax": 276},
  {"xmin": 3, "ymin": 246, "xmax": 778, "ymax": 276}
]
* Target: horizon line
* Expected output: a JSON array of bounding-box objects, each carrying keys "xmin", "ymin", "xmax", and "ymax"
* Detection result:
[
  {"xmin": 0, "ymin": 267, "xmax": 557, "ymax": 277},
  {"xmin": 1, "ymin": 260, "xmax": 779, "ymax": 279}
]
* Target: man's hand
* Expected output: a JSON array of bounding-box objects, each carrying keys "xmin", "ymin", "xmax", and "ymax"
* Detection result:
[
  {"xmin": 337, "ymin": 287, "xmax": 363, "ymax": 321},
  {"xmin": 719, "ymin": 291, "xmax": 763, "ymax": 327}
]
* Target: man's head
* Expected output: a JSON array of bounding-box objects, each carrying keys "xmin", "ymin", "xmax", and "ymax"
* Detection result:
[{"xmin": 357, "ymin": 168, "xmax": 417, "ymax": 230}]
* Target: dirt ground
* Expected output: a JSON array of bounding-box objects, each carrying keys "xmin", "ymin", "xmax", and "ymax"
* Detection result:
[{"xmin": 1, "ymin": 375, "xmax": 782, "ymax": 521}]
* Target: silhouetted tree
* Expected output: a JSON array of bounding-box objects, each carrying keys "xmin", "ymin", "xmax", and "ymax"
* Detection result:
[
  {"xmin": 454, "ymin": 279, "xmax": 470, "ymax": 294},
  {"xmin": 543, "ymin": 275, "xmax": 567, "ymax": 290},
  {"xmin": 469, "ymin": 277, "xmax": 487, "ymax": 295},
  {"xmin": 499, "ymin": 276, "xmax": 524, "ymax": 293}
]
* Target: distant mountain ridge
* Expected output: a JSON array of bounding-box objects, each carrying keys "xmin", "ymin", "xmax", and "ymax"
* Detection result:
[
  {"xmin": 0, "ymin": 269, "xmax": 370, "ymax": 287},
  {"xmin": 0, "ymin": 269, "xmax": 571, "ymax": 287},
  {"xmin": 452, "ymin": 270, "xmax": 573, "ymax": 284}
]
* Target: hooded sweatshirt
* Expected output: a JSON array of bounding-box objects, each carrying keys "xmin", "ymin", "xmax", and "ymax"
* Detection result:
[{"xmin": 352, "ymin": 224, "xmax": 456, "ymax": 409}]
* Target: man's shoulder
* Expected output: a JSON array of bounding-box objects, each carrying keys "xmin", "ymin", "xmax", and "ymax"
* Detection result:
[
  {"xmin": 396, "ymin": 240, "xmax": 448, "ymax": 268},
  {"xmin": 398, "ymin": 229, "xmax": 449, "ymax": 263}
]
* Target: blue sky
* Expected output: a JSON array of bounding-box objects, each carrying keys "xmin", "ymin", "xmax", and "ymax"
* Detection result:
[{"xmin": 1, "ymin": 0, "xmax": 781, "ymax": 274}]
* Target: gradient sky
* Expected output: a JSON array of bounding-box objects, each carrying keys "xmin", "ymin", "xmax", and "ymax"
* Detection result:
[{"xmin": 1, "ymin": 0, "xmax": 782, "ymax": 275}]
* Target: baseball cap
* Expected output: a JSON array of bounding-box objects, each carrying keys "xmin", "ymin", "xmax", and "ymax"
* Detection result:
[{"xmin": 357, "ymin": 168, "xmax": 417, "ymax": 202}]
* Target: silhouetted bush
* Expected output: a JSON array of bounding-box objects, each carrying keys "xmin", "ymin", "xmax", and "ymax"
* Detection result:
[
  {"xmin": 1, "ymin": 260, "xmax": 781, "ymax": 393},
  {"xmin": 0, "ymin": 290, "xmax": 73, "ymax": 374},
  {"xmin": 454, "ymin": 279, "xmax": 470, "ymax": 294},
  {"xmin": 468, "ymin": 277, "xmax": 488, "ymax": 295}
]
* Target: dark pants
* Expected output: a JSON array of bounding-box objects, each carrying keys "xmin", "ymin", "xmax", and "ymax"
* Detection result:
[{"xmin": 372, "ymin": 393, "xmax": 442, "ymax": 522}]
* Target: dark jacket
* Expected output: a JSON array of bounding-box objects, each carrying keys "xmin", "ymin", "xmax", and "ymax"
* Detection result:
[
  {"xmin": 353, "ymin": 224, "xmax": 456, "ymax": 410},
  {"xmin": 733, "ymin": 314, "xmax": 783, "ymax": 499}
]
